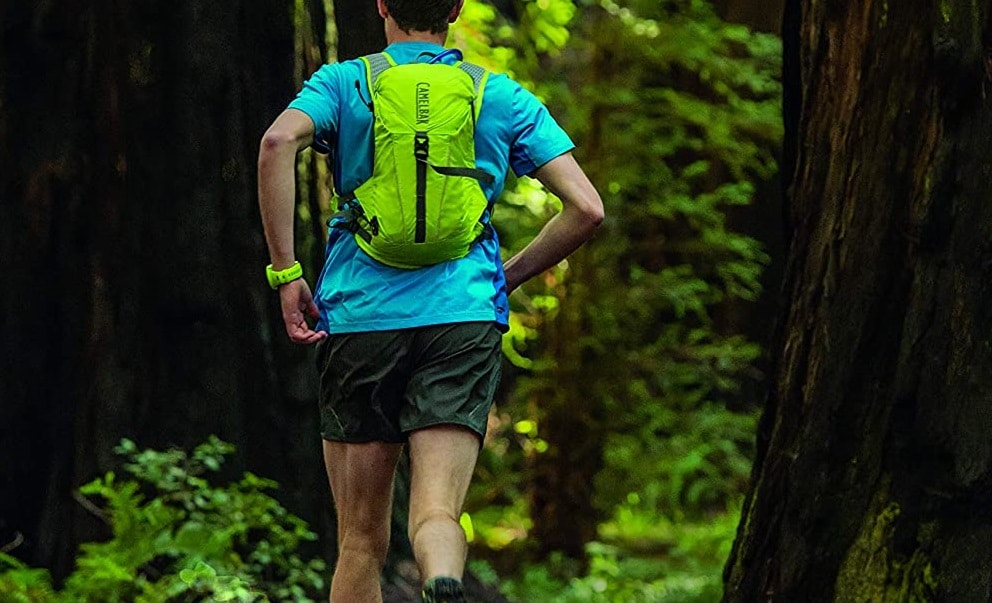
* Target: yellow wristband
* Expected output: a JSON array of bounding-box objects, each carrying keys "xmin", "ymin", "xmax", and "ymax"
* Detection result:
[{"xmin": 265, "ymin": 261, "xmax": 303, "ymax": 289}]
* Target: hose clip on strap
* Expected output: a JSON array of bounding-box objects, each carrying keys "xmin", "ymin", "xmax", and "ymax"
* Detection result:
[{"xmin": 329, "ymin": 199, "xmax": 377, "ymax": 244}]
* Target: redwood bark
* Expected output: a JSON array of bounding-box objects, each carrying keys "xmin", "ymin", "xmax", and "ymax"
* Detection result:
[
  {"xmin": 725, "ymin": 1, "xmax": 992, "ymax": 601},
  {"xmin": 0, "ymin": 0, "xmax": 332, "ymax": 577}
]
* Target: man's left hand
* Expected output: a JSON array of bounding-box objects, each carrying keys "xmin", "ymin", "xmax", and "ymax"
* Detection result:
[{"xmin": 278, "ymin": 279, "xmax": 328, "ymax": 344}]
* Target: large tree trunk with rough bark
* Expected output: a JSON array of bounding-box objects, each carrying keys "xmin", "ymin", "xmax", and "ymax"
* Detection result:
[
  {"xmin": 0, "ymin": 0, "xmax": 333, "ymax": 578},
  {"xmin": 724, "ymin": 1, "xmax": 992, "ymax": 601}
]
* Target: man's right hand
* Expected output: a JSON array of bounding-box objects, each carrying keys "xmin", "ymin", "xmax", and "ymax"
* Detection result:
[{"xmin": 278, "ymin": 279, "xmax": 328, "ymax": 344}]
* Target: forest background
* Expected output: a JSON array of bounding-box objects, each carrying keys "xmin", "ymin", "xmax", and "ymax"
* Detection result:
[{"xmin": 0, "ymin": 0, "xmax": 785, "ymax": 601}]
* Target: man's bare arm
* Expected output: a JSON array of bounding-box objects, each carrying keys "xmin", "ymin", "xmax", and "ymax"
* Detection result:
[
  {"xmin": 257, "ymin": 109, "xmax": 326, "ymax": 344},
  {"xmin": 258, "ymin": 108, "xmax": 316, "ymax": 270},
  {"xmin": 502, "ymin": 153, "xmax": 604, "ymax": 294}
]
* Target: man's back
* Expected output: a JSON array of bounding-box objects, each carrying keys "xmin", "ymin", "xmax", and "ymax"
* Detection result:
[{"xmin": 287, "ymin": 41, "xmax": 575, "ymax": 334}]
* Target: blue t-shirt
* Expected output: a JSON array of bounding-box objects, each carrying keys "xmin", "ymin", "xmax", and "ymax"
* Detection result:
[{"xmin": 288, "ymin": 41, "xmax": 574, "ymax": 334}]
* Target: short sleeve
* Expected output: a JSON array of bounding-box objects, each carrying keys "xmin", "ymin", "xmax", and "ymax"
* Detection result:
[
  {"xmin": 287, "ymin": 64, "xmax": 342, "ymax": 145},
  {"xmin": 508, "ymin": 84, "xmax": 575, "ymax": 177}
]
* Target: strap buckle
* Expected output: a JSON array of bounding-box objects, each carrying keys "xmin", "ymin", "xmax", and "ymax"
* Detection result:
[
  {"xmin": 414, "ymin": 132, "xmax": 429, "ymax": 162},
  {"xmin": 329, "ymin": 200, "xmax": 378, "ymax": 243}
]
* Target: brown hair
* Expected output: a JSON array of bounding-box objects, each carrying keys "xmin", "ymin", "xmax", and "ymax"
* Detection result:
[{"xmin": 384, "ymin": 0, "xmax": 459, "ymax": 34}]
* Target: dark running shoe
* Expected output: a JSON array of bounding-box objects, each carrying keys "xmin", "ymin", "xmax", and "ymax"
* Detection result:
[{"xmin": 421, "ymin": 576, "xmax": 466, "ymax": 603}]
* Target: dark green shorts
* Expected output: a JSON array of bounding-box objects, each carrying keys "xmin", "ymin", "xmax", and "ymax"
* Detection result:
[{"xmin": 314, "ymin": 322, "xmax": 502, "ymax": 443}]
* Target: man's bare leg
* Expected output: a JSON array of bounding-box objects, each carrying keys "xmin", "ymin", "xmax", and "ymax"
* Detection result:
[
  {"xmin": 323, "ymin": 440, "xmax": 403, "ymax": 603},
  {"xmin": 407, "ymin": 425, "xmax": 481, "ymax": 583}
]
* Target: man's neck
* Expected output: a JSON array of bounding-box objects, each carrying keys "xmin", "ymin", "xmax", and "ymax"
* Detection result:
[{"xmin": 385, "ymin": 21, "xmax": 448, "ymax": 46}]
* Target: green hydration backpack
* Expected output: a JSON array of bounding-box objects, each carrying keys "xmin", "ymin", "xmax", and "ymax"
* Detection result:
[{"xmin": 335, "ymin": 50, "xmax": 495, "ymax": 269}]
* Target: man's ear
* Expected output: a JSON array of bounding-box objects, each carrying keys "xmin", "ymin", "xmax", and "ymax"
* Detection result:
[
  {"xmin": 448, "ymin": 0, "xmax": 464, "ymax": 23},
  {"xmin": 377, "ymin": 0, "xmax": 388, "ymax": 19}
]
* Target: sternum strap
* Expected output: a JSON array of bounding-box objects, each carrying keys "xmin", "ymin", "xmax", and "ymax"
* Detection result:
[{"xmin": 431, "ymin": 164, "xmax": 495, "ymax": 185}]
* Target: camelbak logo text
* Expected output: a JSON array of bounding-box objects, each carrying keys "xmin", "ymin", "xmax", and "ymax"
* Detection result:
[{"xmin": 416, "ymin": 82, "xmax": 430, "ymax": 124}]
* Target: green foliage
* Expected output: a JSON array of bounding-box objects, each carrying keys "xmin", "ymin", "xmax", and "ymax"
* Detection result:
[
  {"xmin": 451, "ymin": 0, "xmax": 577, "ymax": 94},
  {"xmin": 450, "ymin": 1, "xmax": 518, "ymax": 75},
  {"xmin": 601, "ymin": 401, "xmax": 757, "ymax": 515},
  {"xmin": 568, "ymin": 0, "xmax": 779, "ymax": 519},
  {"xmin": 0, "ymin": 553, "xmax": 57, "ymax": 603},
  {"xmin": 470, "ymin": 0, "xmax": 780, "ymax": 545},
  {"xmin": 0, "ymin": 437, "xmax": 325, "ymax": 602},
  {"xmin": 479, "ymin": 502, "xmax": 742, "ymax": 602}
]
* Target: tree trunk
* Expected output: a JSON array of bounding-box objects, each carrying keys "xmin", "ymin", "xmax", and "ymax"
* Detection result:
[
  {"xmin": 525, "ymin": 31, "xmax": 614, "ymax": 563},
  {"xmin": 528, "ymin": 244, "xmax": 605, "ymax": 563},
  {"xmin": 725, "ymin": 1, "xmax": 992, "ymax": 601},
  {"xmin": 0, "ymin": 0, "xmax": 333, "ymax": 577},
  {"xmin": 333, "ymin": 0, "xmax": 386, "ymax": 61}
]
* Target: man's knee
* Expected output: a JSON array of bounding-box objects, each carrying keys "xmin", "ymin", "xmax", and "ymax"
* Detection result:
[{"xmin": 339, "ymin": 526, "xmax": 391, "ymax": 566}]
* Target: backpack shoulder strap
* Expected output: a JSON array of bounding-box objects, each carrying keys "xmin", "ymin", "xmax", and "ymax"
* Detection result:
[
  {"xmin": 360, "ymin": 52, "xmax": 396, "ymax": 90},
  {"xmin": 457, "ymin": 61, "xmax": 488, "ymax": 90},
  {"xmin": 457, "ymin": 61, "xmax": 489, "ymax": 118}
]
